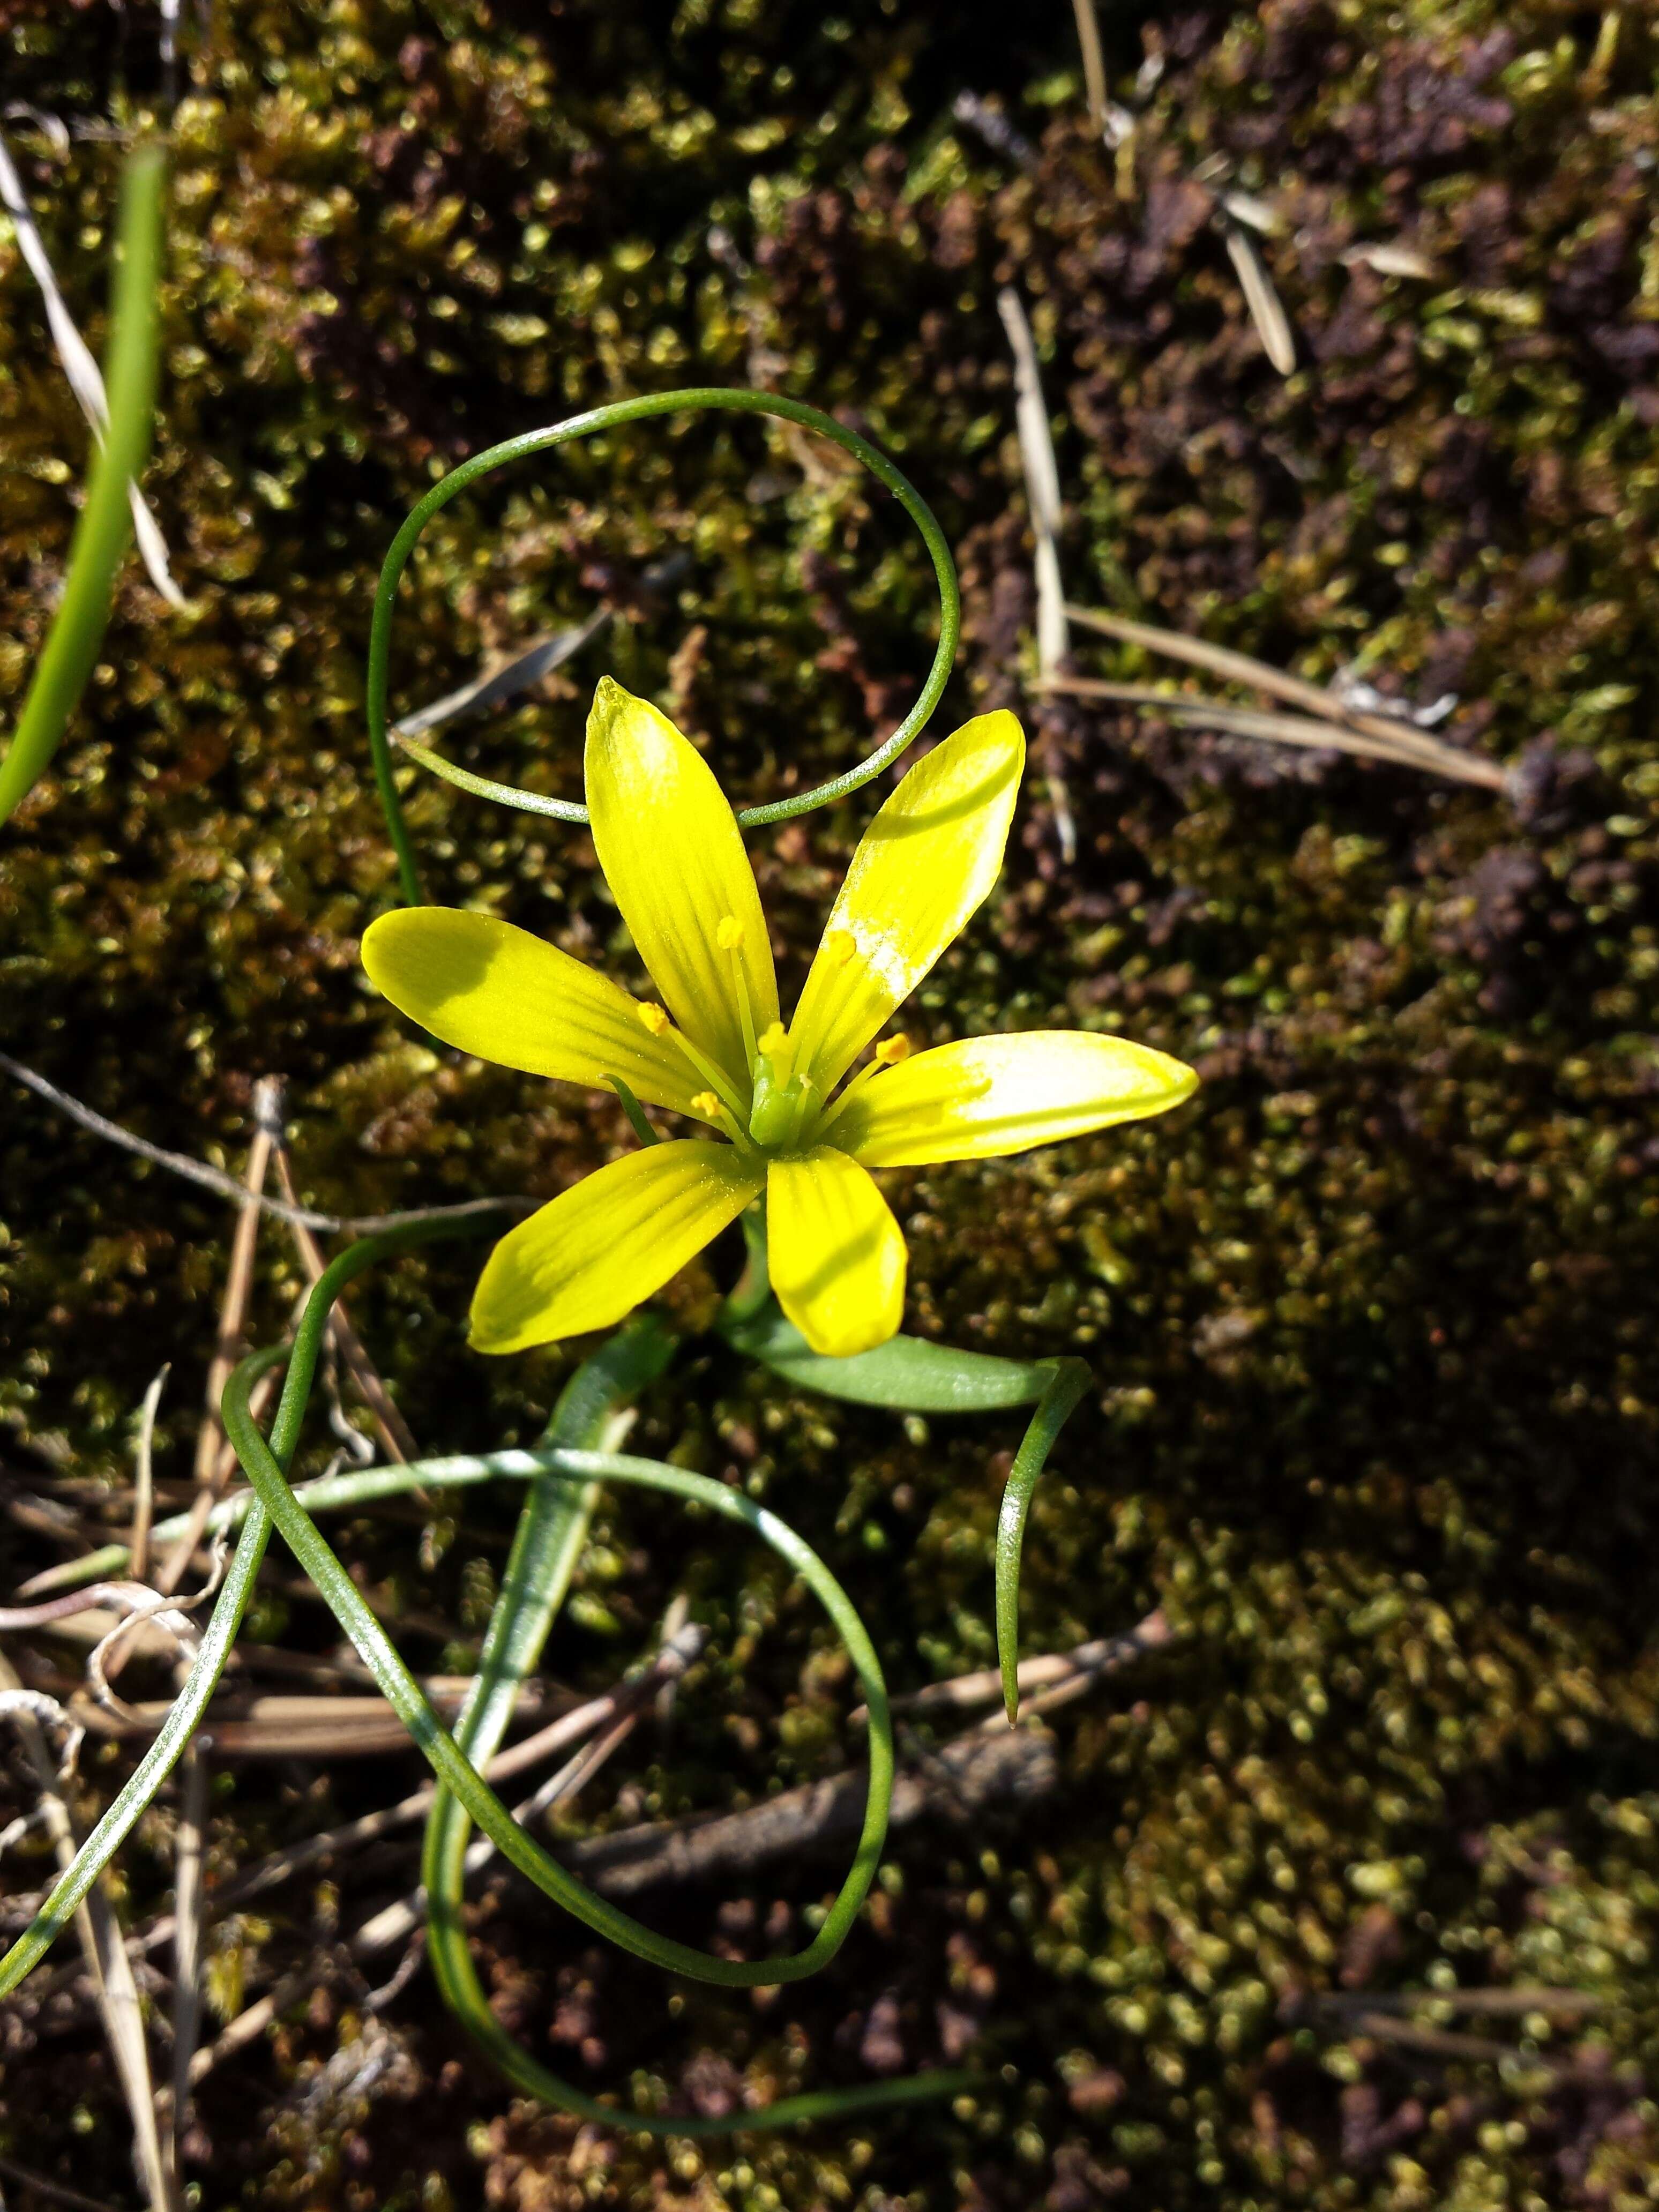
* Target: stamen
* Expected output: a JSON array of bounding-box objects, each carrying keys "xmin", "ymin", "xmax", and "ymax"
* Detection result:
[
  {"xmin": 812, "ymin": 1072, "xmax": 869, "ymax": 1140},
  {"xmin": 722, "ymin": 916, "xmax": 758, "ymax": 1069},
  {"xmin": 783, "ymin": 1075, "xmax": 818, "ymax": 1147},
  {"xmin": 691, "ymin": 1088, "xmax": 756, "ymax": 1152},
  {"xmin": 812, "ymin": 1044, "xmax": 905, "ymax": 1142},
  {"xmin": 673, "ymin": 1033, "xmax": 749, "ymax": 1122},
  {"xmin": 824, "ymin": 927, "xmax": 856, "ymax": 966},
  {"xmin": 637, "ymin": 1000, "xmax": 749, "ymax": 1120}
]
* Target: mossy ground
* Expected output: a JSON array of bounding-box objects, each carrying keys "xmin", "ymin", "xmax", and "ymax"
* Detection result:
[{"xmin": 2, "ymin": 2, "xmax": 1658, "ymax": 2207}]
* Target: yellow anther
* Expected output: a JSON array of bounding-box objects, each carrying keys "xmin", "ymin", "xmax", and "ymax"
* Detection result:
[
  {"xmin": 825, "ymin": 928, "xmax": 856, "ymax": 966},
  {"xmin": 689, "ymin": 1091, "xmax": 723, "ymax": 1119},
  {"xmin": 716, "ymin": 915, "xmax": 745, "ymax": 952},
  {"xmin": 875, "ymin": 1033, "xmax": 911, "ymax": 1067},
  {"xmin": 636, "ymin": 1003, "xmax": 670, "ymax": 1036},
  {"xmin": 757, "ymin": 1021, "xmax": 789, "ymax": 1060}
]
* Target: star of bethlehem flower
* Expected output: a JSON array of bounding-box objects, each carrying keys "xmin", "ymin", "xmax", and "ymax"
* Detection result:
[{"xmin": 362, "ymin": 678, "xmax": 1197, "ymax": 1360}]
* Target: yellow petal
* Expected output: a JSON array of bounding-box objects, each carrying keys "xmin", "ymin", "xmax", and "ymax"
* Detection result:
[
  {"xmin": 585, "ymin": 677, "xmax": 778, "ymax": 1092},
  {"xmin": 833, "ymin": 1030, "xmax": 1198, "ymax": 1168},
  {"xmin": 787, "ymin": 711, "xmax": 1025, "ymax": 1093},
  {"xmin": 362, "ymin": 908, "xmax": 706, "ymax": 1117},
  {"xmin": 766, "ymin": 1147, "xmax": 906, "ymax": 1358},
  {"xmin": 470, "ymin": 1141, "xmax": 763, "ymax": 1354}
]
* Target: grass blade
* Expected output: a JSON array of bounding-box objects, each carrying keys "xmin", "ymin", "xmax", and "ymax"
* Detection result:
[{"xmin": 0, "ymin": 142, "xmax": 167, "ymax": 823}]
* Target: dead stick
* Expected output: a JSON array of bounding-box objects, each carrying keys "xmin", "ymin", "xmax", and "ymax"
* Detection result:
[
  {"xmin": 165, "ymin": 1629, "xmax": 706, "ymax": 2098},
  {"xmin": 1071, "ymin": 0, "xmax": 1109, "ymax": 135},
  {"xmin": 168, "ymin": 1734, "xmax": 210, "ymax": 2167},
  {"xmin": 1344, "ymin": 2011, "xmax": 1512, "ymax": 2064},
  {"xmin": 1314, "ymin": 1986, "xmax": 1603, "ymax": 2021},
  {"xmin": 1036, "ymin": 672, "xmax": 1503, "ymax": 788},
  {"xmin": 855, "ymin": 1610, "xmax": 1170, "ymax": 1724},
  {"xmin": 557, "ymin": 1725, "xmax": 1058, "ymax": 1901},
  {"xmin": 153, "ymin": 1080, "xmax": 281, "ymax": 1597},
  {"xmin": 128, "ymin": 1364, "xmax": 168, "ymax": 1587},
  {"xmin": 0, "ymin": 1049, "xmax": 520, "ymax": 1235},
  {"xmin": 0, "ymin": 1656, "xmax": 175, "ymax": 2211},
  {"xmin": 999, "ymin": 283, "xmax": 1077, "ymax": 861},
  {"xmin": 0, "ymin": 2151, "xmax": 126, "ymax": 2212},
  {"xmin": 270, "ymin": 1138, "xmax": 417, "ymax": 1464},
  {"xmin": 1063, "ymin": 603, "xmax": 1507, "ymax": 785}
]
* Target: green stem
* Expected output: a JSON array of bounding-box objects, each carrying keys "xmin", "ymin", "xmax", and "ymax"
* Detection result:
[
  {"xmin": 718, "ymin": 1204, "xmax": 773, "ymax": 1329},
  {"xmin": 0, "ymin": 142, "xmax": 167, "ymax": 825},
  {"xmin": 0, "ymin": 1242, "xmax": 985, "ymax": 2125},
  {"xmin": 0, "ymin": 1215, "xmax": 483, "ymax": 1998},
  {"xmin": 994, "ymin": 1358, "xmax": 1093, "ymax": 1723},
  {"xmin": 366, "ymin": 389, "xmax": 961, "ymax": 904},
  {"xmin": 159, "ymin": 1243, "xmax": 968, "ymax": 2122},
  {"xmin": 422, "ymin": 1317, "xmax": 966, "ymax": 2132},
  {"xmin": 723, "ymin": 1305, "xmax": 1093, "ymax": 1722},
  {"xmin": 12, "ymin": 1444, "xmax": 620, "ymax": 1598},
  {"xmin": 219, "ymin": 1405, "xmax": 894, "ymax": 1985}
]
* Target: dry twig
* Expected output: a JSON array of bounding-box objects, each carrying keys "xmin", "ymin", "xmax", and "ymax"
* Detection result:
[
  {"xmin": 1311, "ymin": 1986, "xmax": 1604, "ymax": 2022},
  {"xmin": 1071, "ymin": 0, "xmax": 1109, "ymax": 136},
  {"xmin": 855, "ymin": 1610, "xmax": 1171, "ymax": 1725},
  {"xmin": 73, "ymin": 1680, "xmax": 565, "ymax": 1758},
  {"xmin": 271, "ymin": 1138, "xmax": 416, "ymax": 1465},
  {"xmin": 0, "ymin": 1658, "xmax": 175, "ymax": 2210},
  {"xmin": 998, "ymin": 285, "xmax": 1078, "ymax": 861},
  {"xmin": 559, "ymin": 1723, "xmax": 1057, "ymax": 1901},
  {"xmin": 128, "ymin": 1364, "xmax": 169, "ymax": 1587},
  {"xmin": 154, "ymin": 1079, "xmax": 283, "ymax": 1596},
  {"xmin": 1038, "ymin": 675, "xmax": 1503, "ymax": 784},
  {"xmin": 1054, "ymin": 607, "xmax": 1508, "ymax": 791},
  {"xmin": 0, "ymin": 2151, "xmax": 125, "ymax": 2212},
  {"xmin": 0, "ymin": 1050, "xmax": 520, "ymax": 1235},
  {"xmin": 168, "ymin": 1737, "xmax": 210, "ymax": 2172}
]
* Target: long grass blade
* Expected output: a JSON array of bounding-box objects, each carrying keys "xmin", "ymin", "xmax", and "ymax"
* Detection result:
[
  {"xmin": 0, "ymin": 143, "xmax": 167, "ymax": 823},
  {"xmin": 0, "ymin": 129, "xmax": 185, "ymax": 608}
]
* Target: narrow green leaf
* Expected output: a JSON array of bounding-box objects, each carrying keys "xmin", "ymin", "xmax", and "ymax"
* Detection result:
[
  {"xmin": 995, "ymin": 1358, "xmax": 1093, "ymax": 1723},
  {"xmin": 606, "ymin": 1072, "xmax": 662, "ymax": 1148},
  {"xmin": 725, "ymin": 1302, "xmax": 1051, "ymax": 1411},
  {"xmin": 0, "ymin": 143, "xmax": 166, "ymax": 824}
]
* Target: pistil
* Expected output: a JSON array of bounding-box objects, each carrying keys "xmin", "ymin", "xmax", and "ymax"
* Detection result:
[{"xmin": 747, "ymin": 1020, "xmax": 799, "ymax": 1146}]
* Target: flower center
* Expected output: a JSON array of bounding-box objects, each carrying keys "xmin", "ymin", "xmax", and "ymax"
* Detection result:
[
  {"xmin": 715, "ymin": 914, "xmax": 820, "ymax": 1150},
  {"xmin": 633, "ymin": 920, "xmax": 911, "ymax": 1158},
  {"xmin": 746, "ymin": 1021, "xmax": 816, "ymax": 1148}
]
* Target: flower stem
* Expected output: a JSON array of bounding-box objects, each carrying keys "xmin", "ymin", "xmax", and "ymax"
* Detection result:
[
  {"xmin": 365, "ymin": 389, "xmax": 961, "ymax": 905},
  {"xmin": 0, "ymin": 143, "xmax": 167, "ymax": 825}
]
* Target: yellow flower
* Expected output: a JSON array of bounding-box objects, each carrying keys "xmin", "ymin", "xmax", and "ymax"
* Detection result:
[{"xmin": 362, "ymin": 678, "xmax": 1197, "ymax": 1360}]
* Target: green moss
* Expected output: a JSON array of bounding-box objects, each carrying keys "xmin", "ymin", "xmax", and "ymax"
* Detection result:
[{"xmin": 3, "ymin": 2, "xmax": 1658, "ymax": 2207}]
